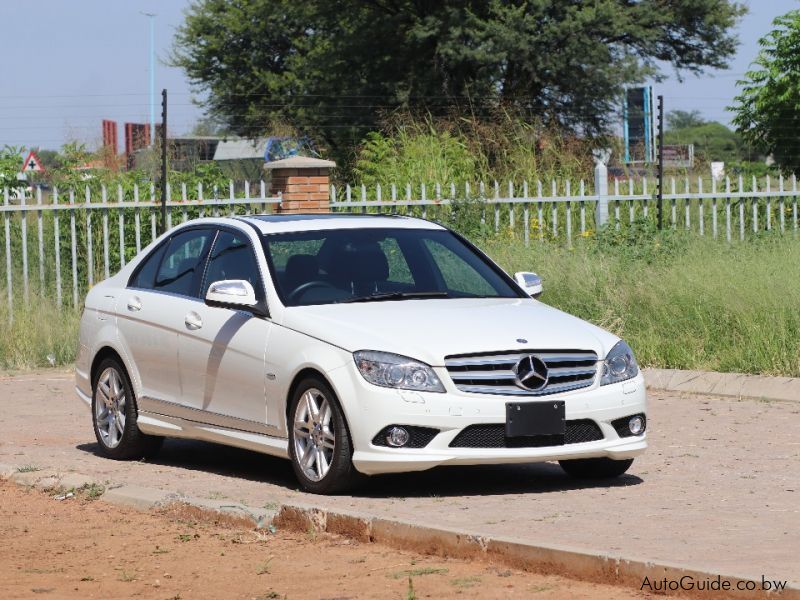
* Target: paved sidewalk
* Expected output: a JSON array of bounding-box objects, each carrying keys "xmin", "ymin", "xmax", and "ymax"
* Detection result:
[
  {"xmin": 0, "ymin": 372, "xmax": 797, "ymax": 587},
  {"xmin": 644, "ymin": 368, "xmax": 800, "ymax": 403}
]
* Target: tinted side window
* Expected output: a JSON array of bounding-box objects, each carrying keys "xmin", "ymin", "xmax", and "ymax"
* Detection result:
[
  {"xmin": 202, "ymin": 230, "xmax": 263, "ymax": 299},
  {"xmin": 154, "ymin": 229, "xmax": 214, "ymax": 297},
  {"xmin": 129, "ymin": 243, "xmax": 167, "ymax": 290}
]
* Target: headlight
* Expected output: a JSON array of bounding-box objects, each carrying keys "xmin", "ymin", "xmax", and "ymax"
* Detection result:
[
  {"xmin": 600, "ymin": 341, "xmax": 639, "ymax": 386},
  {"xmin": 353, "ymin": 350, "xmax": 445, "ymax": 393}
]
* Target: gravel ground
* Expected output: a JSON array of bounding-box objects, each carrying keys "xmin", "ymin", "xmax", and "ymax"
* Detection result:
[
  {"xmin": 0, "ymin": 370, "xmax": 797, "ymax": 587},
  {"xmin": 2, "ymin": 480, "xmax": 663, "ymax": 599}
]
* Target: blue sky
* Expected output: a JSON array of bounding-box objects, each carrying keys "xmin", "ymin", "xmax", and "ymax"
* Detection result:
[{"xmin": 0, "ymin": 0, "xmax": 797, "ymax": 151}]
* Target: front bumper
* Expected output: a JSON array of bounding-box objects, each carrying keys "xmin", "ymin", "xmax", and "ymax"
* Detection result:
[{"xmin": 327, "ymin": 364, "xmax": 647, "ymax": 475}]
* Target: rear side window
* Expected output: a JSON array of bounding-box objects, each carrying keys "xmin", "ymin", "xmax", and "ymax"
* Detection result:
[
  {"xmin": 129, "ymin": 243, "xmax": 167, "ymax": 290},
  {"xmin": 201, "ymin": 230, "xmax": 263, "ymax": 299},
  {"xmin": 153, "ymin": 229, "xmax": 214, "ymax": 297}
]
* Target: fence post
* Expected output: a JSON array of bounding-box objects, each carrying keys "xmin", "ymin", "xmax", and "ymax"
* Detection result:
[
  {"xmin": 4, "ymin": 188, "xmax": 12, "ymax": 323},
  {"xmin": 594, "ymin": 160, "xmax": 609, "ymax": 228}
]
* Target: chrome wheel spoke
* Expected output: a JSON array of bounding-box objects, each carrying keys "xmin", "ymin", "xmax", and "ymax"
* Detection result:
[
  {"xmin": 115, "ymin": 413, "xmax": 125, "ymax": 436},
  {"xmin": 97, "ymin": 381, "xmax": 112, "ymax": 406},
  {"xmin": 300, "ymin": 443, "xmax": 316, "ymax": 470},
  {"xmin": 110, "ymin": 370, "xmax": 121, "ymax": 400},
  {"xmin": 304, "ymin": 391, "xmax": 320, "ymax": 422},
  {"xmin": 320, "ymin": 402, "xmax": 331, "ymax": 427},
  {"xmin": 315, "ymin": 448, "xmax": 328, "ymax": 478},
  {"xmin": 108, "ymin": 415, "xmax": 118, "ymax": 446},
  {"xmin": 321, "ymin": 427, "xmax": 335, "ymax": 449},
  {"xmin": 293, "ymin": 423, "xmax": 311, "ymax": 438}
]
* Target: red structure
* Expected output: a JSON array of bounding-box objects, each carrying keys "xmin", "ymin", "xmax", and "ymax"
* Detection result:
[
  {"xmin": 102, "ymin": 120, "xmax": 118, "ymax": 155},
  {"xmin": 124, "ymin": 123, "xmax": 151, "ymax": 168}
]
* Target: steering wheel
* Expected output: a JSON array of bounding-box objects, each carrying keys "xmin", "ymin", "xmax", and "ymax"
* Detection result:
[{"xmin": 288, "ymin": 280, "xmax": 338, "ymax": 302}]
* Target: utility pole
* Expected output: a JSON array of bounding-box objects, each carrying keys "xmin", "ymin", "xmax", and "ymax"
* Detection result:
[
  {"xmin": 656, "ymin": 94, "xmax": 665, "ymax": 230},
  {"xmin": 160, "ymin": 88, "xmax": 168, "ymax": 234},
  {"xmin": 141, "ymin": 12, "xmax": 157, "ymax": 146}
]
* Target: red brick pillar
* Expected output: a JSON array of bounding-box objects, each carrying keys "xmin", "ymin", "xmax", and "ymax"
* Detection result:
[{"xmin": 264, "ymin": 156, "xmax": 336, "ymax": 214}]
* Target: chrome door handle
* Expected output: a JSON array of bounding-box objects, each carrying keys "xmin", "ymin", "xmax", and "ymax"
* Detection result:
[
  {"xmin": 127, "ymin": 297, "xmax": 142, "ymax": 312},
  {"xmin": 184, "ymin": 311, "xmax": 203, "ymax": 330}
]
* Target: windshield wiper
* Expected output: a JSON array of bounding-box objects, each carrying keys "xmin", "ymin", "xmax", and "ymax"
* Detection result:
[{"xmin": 337, "ymin": 291, "xmax": 450, "ymax": 304}]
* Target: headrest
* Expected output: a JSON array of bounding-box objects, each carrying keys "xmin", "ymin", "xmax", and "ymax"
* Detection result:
[
  {"xmin": 325, "ymin": 246, "xmax": 388, "ymax": 283},
  {"xmin": 356, "ymin": 250, "xmax": 389, "ymax": 282},
  {"xmin": 285, "ymin": 254, "xmax": 319, "ymax": 276}
]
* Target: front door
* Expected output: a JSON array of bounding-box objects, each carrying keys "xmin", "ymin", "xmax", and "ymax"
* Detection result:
[{"xmin": 177, "ymin": 228, "xmax": 275, "ymax": 432}]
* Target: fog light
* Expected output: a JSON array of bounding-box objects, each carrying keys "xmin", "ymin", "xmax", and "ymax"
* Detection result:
[
  {"xmin": 386, "ymin": 426, "xmax": 410, "ymax": 447},
  {"xmin": 628, "ymin": 415, "xmax": 645, "ymax": 435}
]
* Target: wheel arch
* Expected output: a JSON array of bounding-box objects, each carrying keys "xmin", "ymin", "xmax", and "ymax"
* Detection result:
[
  {"xmin": 285, "ymin": 367, "xmax": 335, "ymax": 424},
  {"xmin": 284, "ymin": 368, "xmax": 355, "ymax": 442},
  {"xmin": 90, "ymin": 346, "xmax": 134, "ymax": 395}
]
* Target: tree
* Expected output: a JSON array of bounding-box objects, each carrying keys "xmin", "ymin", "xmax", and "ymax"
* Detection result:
[
  {"xmin": 0, "ymin": 146, "xmax": 25, "ymax": 192},
  {"xmin": 665, "ymin": 121, "xmax": 744, "ymax": 163},
  {"xmin": 666, "ymin": 110, "xmax": 707, "ymax": 131},
  {"xmin": 172, "ymin": 0, "xmax": 744, "ymax": 162},
  {"xmin": 731, "ymin": 10, "xmax": 800, "ymax": 173}
]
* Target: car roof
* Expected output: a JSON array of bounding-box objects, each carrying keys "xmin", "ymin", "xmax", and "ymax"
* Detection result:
[{"xmin": 235, "ymin": 213, "xmax": 446, "ymax": 234}]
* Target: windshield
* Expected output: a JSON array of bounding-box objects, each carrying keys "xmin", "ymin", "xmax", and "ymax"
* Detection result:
[{"xmin": 262, "ymin": 227, "xmax": 522, "ymax": 306}]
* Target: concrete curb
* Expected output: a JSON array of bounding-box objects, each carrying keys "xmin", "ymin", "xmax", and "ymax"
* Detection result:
[
  {"xmin": 2, "ymin": 462, "xmax": 797, "ymax": 599},
  {"xmin": 644, "ymin": 368, "xmax": 800, "ymax": 403}
]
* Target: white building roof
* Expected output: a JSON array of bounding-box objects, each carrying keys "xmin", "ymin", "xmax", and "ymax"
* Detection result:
[{"xmin": 213, "ymin": 138, "xmax": 268, "ymax": 161}]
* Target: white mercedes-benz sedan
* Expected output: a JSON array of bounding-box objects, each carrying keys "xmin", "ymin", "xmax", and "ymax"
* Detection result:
[{"xmin": 75, "ymin": 214, "xmax": 647, "ymax": 494}]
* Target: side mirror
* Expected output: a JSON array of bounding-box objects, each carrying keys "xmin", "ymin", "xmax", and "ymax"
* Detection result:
[
  {"xmin": 514, "ymin": 271, "xmax": 543, "ymax": 298},
  {"xmin": 205, "ymin": 280, "xmax": 261, "ymax": 312}
]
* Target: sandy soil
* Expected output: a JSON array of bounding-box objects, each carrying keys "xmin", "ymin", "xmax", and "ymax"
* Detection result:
[{"xmin": 0, "ymin": 480, "xmax": 661, "ymax": 600}]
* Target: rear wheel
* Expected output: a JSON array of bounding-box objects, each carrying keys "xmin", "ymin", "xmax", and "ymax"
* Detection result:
[
  {"xmin": 92, "ymin": 358, "xmax": 162, "ymax": 460},
  {"xmin": 288, "ymin": 376, "xmax": 361, "ymax": 494},
  {"xmin": 559, "ymin": 457, "xmax": 634, "ymax": 479}
]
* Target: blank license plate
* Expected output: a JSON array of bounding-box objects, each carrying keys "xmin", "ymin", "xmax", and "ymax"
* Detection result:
[{"xmin": 505, "ymin": 401, "xmax": 566, "ymax": 437}]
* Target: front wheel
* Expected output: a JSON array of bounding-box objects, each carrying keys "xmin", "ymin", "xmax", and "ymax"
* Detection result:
[
  {"xmin": 92, "ymin": 358, "xmax": 163, "ymax": 460},
  {"xmin": 559, "ymin": 457, "xmax": 634, "ymax": 479},
  {"xmin": 288, "ymin": 376, "xmax": 361, "ymax": 494}
]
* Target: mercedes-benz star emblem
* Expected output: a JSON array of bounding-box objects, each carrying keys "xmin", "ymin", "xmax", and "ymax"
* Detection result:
[{"xmin": 513, "ymin": 355, "xmax": 549, "ymax": 391}]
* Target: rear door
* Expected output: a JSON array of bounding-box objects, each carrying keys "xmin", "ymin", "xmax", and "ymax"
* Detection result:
[{"xmin": 117, "ymin": 227, "xmax": 214, "ymax": 411}]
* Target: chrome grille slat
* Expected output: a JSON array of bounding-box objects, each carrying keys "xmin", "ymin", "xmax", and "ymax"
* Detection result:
[
  {"xmin": 547, "ymin": 366, "xmax": 598, "ymax": 377},
  {"xmin": 450, "ymin": 370, "xmax": 516, "ymax": 381},
  {"xmin": 445, "ymin": 349, "xmax": 598, "ymax": 396}
]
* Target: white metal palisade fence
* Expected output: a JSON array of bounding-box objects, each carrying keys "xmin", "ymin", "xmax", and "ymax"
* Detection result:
[
  {"xmin": 331, "ymin": 174, "xmax": 800, "ymax": 245},
  {"xmin": 1, "ymin": 181, "xmax": 281, "ymax": 321},
  {"xmin": 1, "ymin": 174, "xmax": 799, "ymax": 318}
]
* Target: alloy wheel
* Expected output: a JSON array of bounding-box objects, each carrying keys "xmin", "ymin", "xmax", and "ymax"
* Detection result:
[
  {"xmin": 293, "ymin": 388, "xmax": 336, "ymax": 482},
  {"xmin": 94, "ymin": 367, "xmax": 127, "ymax": 449}
]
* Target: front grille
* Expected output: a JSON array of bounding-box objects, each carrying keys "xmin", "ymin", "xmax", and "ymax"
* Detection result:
[
  {"xmin": 445, "ymin": 349, "xmax": 598, "ymax": 396},
  {"xmin": 449, "ymin": 419, "xmax": 603, "ymax": 448},
  {"xmin": 371, "ymin": 425, "xmax": 440, "ymax": 448}
]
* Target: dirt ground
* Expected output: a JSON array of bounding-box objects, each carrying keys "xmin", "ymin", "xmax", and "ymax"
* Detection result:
[{"xmin": 0, "ymin": 480, "xmax": 665, "ymax": 600}]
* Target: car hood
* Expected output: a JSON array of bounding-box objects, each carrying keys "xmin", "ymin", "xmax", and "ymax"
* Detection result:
[{"xmin": 280, "ymin": 298, "xmax": 619, "ymax": 366}]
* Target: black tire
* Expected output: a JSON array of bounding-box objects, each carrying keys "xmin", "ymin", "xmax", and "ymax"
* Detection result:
[
  {"xmin": 91, "ymin": 357, "xmax": 163, "ymax": 460},
  {"xmin": 559, "ymin": 457, "xmax": 634, "ymax": 479},
  {"xmin": 288, "ymin": 375, "xmax": 362, "ymax": 494}
]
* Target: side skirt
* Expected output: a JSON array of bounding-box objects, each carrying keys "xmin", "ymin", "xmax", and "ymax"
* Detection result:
[{"xmin": 137, "ymin": 412, "xmax": 290, "ymax": 460}]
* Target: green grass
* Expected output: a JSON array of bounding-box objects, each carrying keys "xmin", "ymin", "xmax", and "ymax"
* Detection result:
[
  {"xmin": 390, "ymin": 567, "xmax": 449, "ymax": 579},
  {"xmin": 0, "ymin": 297, "xmax": 79, "ymax": 370},
  {"xmin": 483, "ymin": 232, "xmax": 800, "ymax": 377},
  {"xmin": 16, "ymin": 464, "xmax": 41, "ymax": 473}
]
